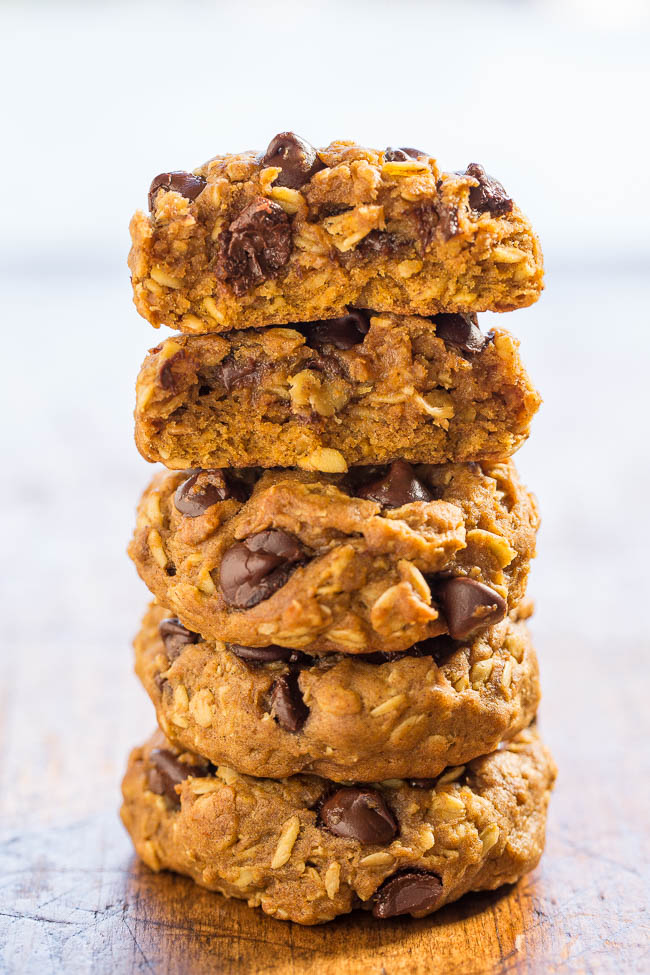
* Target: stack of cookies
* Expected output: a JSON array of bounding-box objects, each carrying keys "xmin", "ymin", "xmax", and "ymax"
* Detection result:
[{"xmin": 122, "ymin": 133, "xmax": 556, "ymax": 925}]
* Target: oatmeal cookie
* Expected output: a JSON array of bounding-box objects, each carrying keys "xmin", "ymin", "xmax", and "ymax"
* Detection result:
[
  {"xmin": 128, "ymin": 460, "xmax": 538, "ymax": 654},
  {"xmin": 135, "ymin": 600, "xmax": 540, "ymax": 781},
  {"xmin": 129, "ymin": 134, "xmax": 543, "ymax": 332},
  {"xmin": 120, "ymin": 726, "xmax": 555, "ymax": 925},
  {"xmin": 135, "ymin": 312, "xmax": 540, "ymax": 472}
]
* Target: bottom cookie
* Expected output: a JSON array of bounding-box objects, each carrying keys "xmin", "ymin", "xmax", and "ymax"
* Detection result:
[{"xmin": 120, "ymin": 726, "xmax": 555, "ymax": 925}]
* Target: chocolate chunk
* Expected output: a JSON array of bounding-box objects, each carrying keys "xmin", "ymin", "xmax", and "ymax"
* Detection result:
[
  {"xmin": 216, "ymin": 197, "xmax": 291, "ymax": 297},
  {"xmin": 432, "ymin": 313, "xmax": 489, "ymax": 355},
  {"xmin": 147, "ymin": 748, "xmax": 210, "ymax": 808},
  {"xmin": 148, "ymin": 171, "xmax": 206, "ymax": 211},
  {"xmin": 159, "ymin": 350, "xmax": 185, "ymax": 391},
  {"xmin": 320, "ymin": 787, "xmax": 398, "ymax": 844},
  {"xmin": 384, "ymin": 147, "xmax": 428, "ymax": 161},
  {"xmin": 414, "ymin": 201, "xmax": 439, "ymax": 249},
  {"xmin": 261, "ymin": 132, "xmax": 325, "ymax": 189},
  {"xmin": 228, "ymin": 643, "xmax": 295, "ymax": 664},
  {"xmin": 354, "ymin": 230, "xmax": 403, "ymax": 259},
  {"xmin": 464, "ymin": 163, "xmax": 513, "ymax": 216},
  {"xmin": 372, "ymin": 869, "xmax": 443, "ymax": 918},
  {"xmin": 158, "ymin": 617, "xmax": 199, "ymax": 660},
  {"xmin": 301, "ymin": 310, "xmax": 371, "ymax": 351},
  {"xmin": 435, "ymin": 577, "xmax": 507, "ymax": 640},
  {"xmin": 174, "ymin": 469, "xmax": 248, "ymax": 517},
  {"xmin": 219, "ymin": 530, "xmax": 306, "ymax": 609},
  {"xmin": 208, "ymin": 355, "xmax": 259, "ymax": 392},
  {"xmin": 355, "ymin": 460, "xmax": 433, "ymax": 508},
  {"xmin": 270, "ymin": 673, "xmax": 309, "ymax": 731}
]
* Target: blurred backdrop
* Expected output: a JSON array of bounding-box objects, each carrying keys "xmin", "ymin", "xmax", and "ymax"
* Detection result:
[{"xmin": 1, "ymin": 0, "xmax": 649, "ymax": 824}]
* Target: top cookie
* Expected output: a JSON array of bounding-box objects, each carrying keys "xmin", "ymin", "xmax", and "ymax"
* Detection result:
[{"xmin": 129, "ymin": 134, "xmax": 544, "ymax": 332}]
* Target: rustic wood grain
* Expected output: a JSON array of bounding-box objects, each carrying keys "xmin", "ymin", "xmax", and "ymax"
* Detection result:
[{"xmin": 2, "ymin": 268, "xmax": 649, "ymax": 973}]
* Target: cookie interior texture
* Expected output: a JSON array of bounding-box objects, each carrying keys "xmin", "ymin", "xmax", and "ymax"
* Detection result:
[
  {"xmin": 134, "ymin": 313, "xmax": 540, "ymax": 471},
  {"xmin": 129, "ymin": 135, "xmax": 543, "ymax": 332}
]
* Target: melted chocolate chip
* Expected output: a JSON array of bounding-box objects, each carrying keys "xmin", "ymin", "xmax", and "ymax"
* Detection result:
[
  {"xmin": 228, "ymin": 643, "xmax": 295, "ymax": 664},
  {"xmin": 414, "ymin": 201, "xmax": 439, "ymax": 250},
  {"xmin": 174, "ymin": 469, "xmax": 248, "ymax": 517},
  {"xmin": 372, "ymin": 869, "xmax": 443, "ymax": 918},
  {"xmin": 270, "ymin": 673, "xmax": 309, "ymax": 731},
  {"xmin": 354, "ymin": 460, "xmax": 433, "ymax": 508},
  {"xmin": 219, "ymin": 530, "xmax": 306, "ymax": 609},
  {"xmin": 384, "ymin": 147, "xmax": 428, "ymax": 161},
  {"xmin": 148, "ymin": 171, "xmax": 206, "ymax": 211},
  {"xmin": 147, "ymin": 748, "xmax": 210, "ymax": 808},
  {"xmin": 205, "ymin": 355, "xmax": 259, "ymax": 393},
  {"xmin": 432, "ymin": 313, "xmax": 490, "ymax": 355},
  {"xmin": 320, "ymin": 787, "xmax": 397, "ymax": 844},
  {"xmin": 158, "ymin": 618, "xmax": 199, "ymax": 660},
  {"xmin": 216, "ymin": 197, "xmax": 291, "ymax": 297},
  {"xmin": 261, "ymin": 132, "xmax": 325, "ymax": 189},
  {"xmin": 435, "ymin": 577, "xmax": 507, "ymax": 640},
  {"xmin": 300, "ymin": 310, "xmax": 371, "ymax": 351},
  {"xmin": 159, "ymin": 350, "xmax": 184, "ymax": 391},
  {"xmin": 464, "ymin": 163, "xmax": 513, "ymax": 216},
  {"xmin": 354, "ymin": 230, "xmax": 404, "ymax": 259}
]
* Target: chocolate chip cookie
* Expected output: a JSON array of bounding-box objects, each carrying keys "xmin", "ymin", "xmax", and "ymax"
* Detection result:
[
  {"xmin": 129, "ymin": 133, "xmax": 544, "ymax": 332},
  {"xmin": 128, "ymin": 460, "xmax": 538, "ymax": 654},
  {"xmin": 135, "ymin": 312, "xmax": 540, "ymax": 472},
  {"xmin": 135, "ymin": 600, "xmax": 540, "ymax": 781},
  {"xmin": 120, "ymin": 726, "xmax": 556, "ymax": 925}
]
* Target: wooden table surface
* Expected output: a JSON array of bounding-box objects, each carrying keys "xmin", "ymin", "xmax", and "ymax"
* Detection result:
[{"xmin": 2, "ymin": 267, "xmax": 649, "ymax": 974}]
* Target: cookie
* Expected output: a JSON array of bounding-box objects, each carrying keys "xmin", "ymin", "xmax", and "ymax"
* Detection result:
[
  {"xmin": 120, "ymin": 726, "xmax": 555, "ymax": 925},
  {"xmin": 128, "ymin": 460, "xmax": 538, "ymax": 654},
  {"xmin": 135, "ymin": 600, "xmax": 540, "ymax": 781},
  {"xmin": 135, "ymin": 313, "xmax": 540, "ymax": 472},
  {"xmin": 129, "ymin": 134, "xmax": 543, "ymax": 332}
]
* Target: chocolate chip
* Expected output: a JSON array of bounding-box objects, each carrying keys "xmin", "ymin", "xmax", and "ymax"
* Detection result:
[
  {"xmin": 159, "ymin": 350, "xmax": 184, "ymax": 391},
  {"xmin": 372, "ymin": 869, "xmax": 443, "ymax": 918},
  {"xmin": 216, "ymin": 197, "xmax": 291, "ymax": 297},
  {"xmin": 432, "ymin": 313, "xmax": 490, "ymax": 355},
  {"xmin": 355, "ymin": 460, "xmax": 433, "ymax": 508},
  {"xmin": 384, "ymin": 147, "xmax": 428, "ymax": 161},
  {"xmin": 228, "ymin": 643, "xmax": 294, "ymax": 664},
  {"xmin": 464, "ymin": 163, "xmax": 513, "ymax": 216},
  {"xmin": 435, "ymin": 577, "xmax": 507, "ymax": 640},
  {"xmin": 174, "ymin": 469, "xmax": 248, "ymax": 517},
  {"xmin": 158, "ymin": 618, "xmax": 199, "ymax": 660},
  {"xmin": 206, "ymin": 355, "xmax": 259, "ymax": 392},
  {"xmin": 300, "ymin": 310, "xmax": 371, "ymax": 351},
  {"xmin": 270, "ymin": 673, "xmax": 309, "ymax": 731},
  {"xmin": 320, "ymin": 787, "xmax": 398, "ymax": 844},
  {"xmin": 148, "ymin": 171, "xmax": 206, "ymax": 211},
  {"xmin": 414, "ymin": 201, "xmax": 439, "ymax": 249},
  {"xmin": 219, "ymin": 530, "xmax": 306, "ymax": 609},
  {"xmin": 354, "ymin": 230, "xmax": 403, "ymax": 259},
  {"xmin": 261, "ymin": 132, "xmax": 325, "ymax": 189},
  {"xmin": 147, "ymin": 748, "xmax": 210, "ymax": 808}
]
